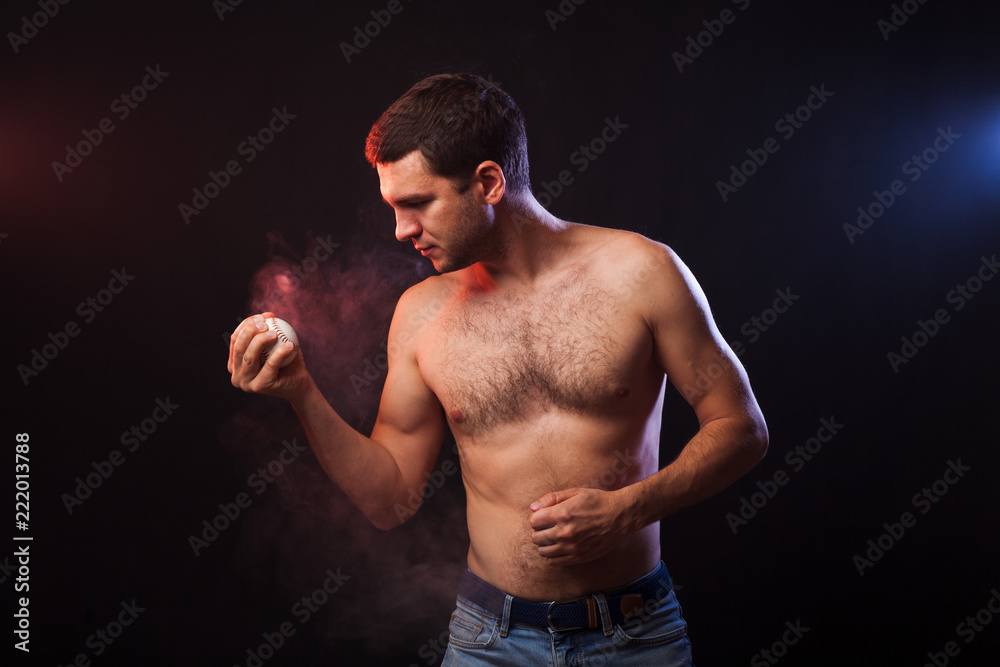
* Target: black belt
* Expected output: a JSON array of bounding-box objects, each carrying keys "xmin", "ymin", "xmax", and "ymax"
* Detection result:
[{"xmin": 456, "ymin": 562, "xmax": 673, "ymax": 632}]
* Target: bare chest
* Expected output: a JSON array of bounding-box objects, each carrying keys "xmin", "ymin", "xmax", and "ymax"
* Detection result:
[{"xmin": 421, "ymin": 280, "xmax": 651, "ymax": 433}]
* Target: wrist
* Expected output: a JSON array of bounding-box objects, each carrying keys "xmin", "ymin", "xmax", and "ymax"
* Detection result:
[
  {"xmin": 288, "ymin": 374, "xmax": 322, "ymax": 412},
  {"xmin": 614, "ymin": 483, "xmax": 649, "ymax": 535}
]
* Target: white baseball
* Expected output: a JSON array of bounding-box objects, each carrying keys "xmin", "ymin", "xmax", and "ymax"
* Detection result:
[{"xmin": 261, "ymin": 317, "xmax": 299, "ymax": 368}]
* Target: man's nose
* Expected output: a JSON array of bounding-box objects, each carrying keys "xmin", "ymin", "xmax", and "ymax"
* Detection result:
[{"xmin": 395, "ymin": 214, "xmax": 421, "ymax": 243}]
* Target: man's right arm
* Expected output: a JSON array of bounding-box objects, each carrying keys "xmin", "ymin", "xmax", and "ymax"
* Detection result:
[{"xmin": 228, "ymin": 284, "xmax": 446, "ymax": 530}]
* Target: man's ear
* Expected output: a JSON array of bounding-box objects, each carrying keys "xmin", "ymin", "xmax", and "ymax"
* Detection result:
[{"xmin": 472, "ymin": 161, "xmax": 506, "ymax": 205}]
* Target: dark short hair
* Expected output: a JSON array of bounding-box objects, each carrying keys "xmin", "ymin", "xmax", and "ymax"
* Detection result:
[{"xmin": 365, "ymin": 73, "xmax": 530, "ymax": 192}]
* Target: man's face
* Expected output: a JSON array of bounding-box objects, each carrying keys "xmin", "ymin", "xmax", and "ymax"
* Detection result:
[{"xmin": 377, "ymin": 151, "xmax": 497, "ymax": 273}]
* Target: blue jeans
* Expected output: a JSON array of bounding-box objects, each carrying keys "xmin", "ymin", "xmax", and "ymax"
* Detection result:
[{"xmin": 441, "ymin": 564, "xmax": 694, "ymax": 666}]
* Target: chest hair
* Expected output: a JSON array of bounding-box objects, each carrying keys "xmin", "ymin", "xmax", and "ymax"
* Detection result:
[{"xmin": 436, "ymin": 276, "xmax": 625, "ymax": 433}]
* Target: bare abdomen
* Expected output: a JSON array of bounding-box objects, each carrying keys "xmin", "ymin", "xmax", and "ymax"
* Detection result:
[
  {"xmin": 456, "ymin": 411, "xmax": 663, "ymax": 601},
  {"xmin": 464, "ymin": 498, "xmax": 661, "ymax": 601}
]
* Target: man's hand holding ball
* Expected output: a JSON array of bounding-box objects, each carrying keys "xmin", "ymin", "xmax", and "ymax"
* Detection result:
[
  {"xmin": 229, "ymin": 312, "xmax": 311, "ymax": 402},
  {"xmin": 261, "ymin": 317, "xmax": 299, "ymax": 368}
]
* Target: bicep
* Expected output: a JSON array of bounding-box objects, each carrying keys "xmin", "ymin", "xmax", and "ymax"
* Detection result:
[
  {"xmin": 369, "ymin": 292, "xmax": 446, "ymax": 493},
  {"xmin": 646, "ymin": 246, "xmax": 759, "ymax": 426}
]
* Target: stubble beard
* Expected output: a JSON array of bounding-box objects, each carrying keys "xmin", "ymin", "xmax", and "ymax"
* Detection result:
[{"xmin": 434, "ymin": 196, "xmax": 509, "ymax": 273}]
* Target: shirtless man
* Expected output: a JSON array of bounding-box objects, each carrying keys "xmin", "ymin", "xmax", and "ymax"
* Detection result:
[{"xmin": 228, "ymin": 74, "xmax": 768, "ymax": 665}]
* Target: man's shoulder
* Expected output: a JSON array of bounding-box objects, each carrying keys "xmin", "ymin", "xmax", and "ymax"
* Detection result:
[
  {"xmin": 569, "ymin": 224, "xmax": 679, "ymax": 282},
  {"xmin": 393, "ymin": 272, "xmax": 460, "ymax": 325}
]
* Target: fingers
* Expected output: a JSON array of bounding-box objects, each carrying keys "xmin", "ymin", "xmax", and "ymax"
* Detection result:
[
  {"xmin": 228, "ymin": 312, "xmax": 280, "ymax": 390},
  {"xmin": 528, "ymin": 488, "xmax": 610, "ymax": 565},
  {"xmin": 530, "ymin": 492, "xmax": 559, "ymax": 512},
  {"xmin": 242, "ymin": 331, "xmax": 278, "ymax": 387},
  {"xmin": 529, "ymin": 507, "xmax": 553, "ymax": 531},
  {"xmin": 261, "ymin": 339, "xmax": 298, "ymax": 373},
  {"xmin": 533, "ymin": 532, "xmax": 576, "ymax": 563},
  {"xmin": 229, "ymin": 314, "xmax": 261, "ymax": 373},
  {"xmin": 228, "ymin": 312, "xmax": 276, "ymax": 348},
  {"xmin": 533, "ymin": 528, "xmax": 591, "ymax": 565},
  {"xmin": 530, "ymin": 508, "xmax": 567, "ymax": 548},
  {"xmin": 230, "ymin": 316, "xmax": 267, "ymax": 382},
  {"xmin": 530, "ymin": 489, "xmax": 576, "ymax": 512},
  {"xmin": 528, "ymin": 488, "xmax": 582, "ymax": 529},
  {"xmin": 531, "ymin": 513, "xmax": 582, "ymax": 562},
  {"xmin": 531, "ymin": 527, "xmax": 561, "ymax": 548}
]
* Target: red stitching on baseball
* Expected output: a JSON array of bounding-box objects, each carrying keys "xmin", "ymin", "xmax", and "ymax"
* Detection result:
[{"xmin": 271, "ymin": 320, "xmax": 290, "ymax": 345}]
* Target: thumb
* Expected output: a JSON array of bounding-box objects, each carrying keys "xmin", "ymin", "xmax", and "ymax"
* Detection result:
[{"xmin": 531, "ymin": 488, "xmax": 579, "ymax": 511}]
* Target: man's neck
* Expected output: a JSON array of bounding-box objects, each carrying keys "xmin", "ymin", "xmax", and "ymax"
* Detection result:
[{"xmin": 472, "ymin": 193, "xmax": 573, "ymax": 287}]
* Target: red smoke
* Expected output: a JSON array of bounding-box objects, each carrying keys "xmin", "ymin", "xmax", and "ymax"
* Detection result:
[{"xmin": 219, "ymin": 224, "xmax": 467, "ymax": 656}]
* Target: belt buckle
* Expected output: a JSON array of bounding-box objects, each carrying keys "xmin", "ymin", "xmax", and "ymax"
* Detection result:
[{"xmin": 546, "ymin": 596, "xmax": 593, "ymax": 631}]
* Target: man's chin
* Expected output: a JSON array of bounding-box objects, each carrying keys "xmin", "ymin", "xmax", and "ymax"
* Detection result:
[
  {"xmin": 425, "ymin": 255, "xmax": 449, "ymax": 273},
  {"xmin": 429, "ymin": 253, "xmax": 473, "ymax": 274},
  {"xmin": 431, "ymin": 260, "xmax": 458, "ymax": 274}
]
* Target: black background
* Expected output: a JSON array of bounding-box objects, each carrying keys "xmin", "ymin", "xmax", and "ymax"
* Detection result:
[{"xmin": 3, "ymin": 0, "xmax": 999, "ymax": 665}]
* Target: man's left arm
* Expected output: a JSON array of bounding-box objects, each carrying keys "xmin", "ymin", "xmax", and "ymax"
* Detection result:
[{"xmin": 530, "ymin": 241, "xmax": 768, "ymax": 565}]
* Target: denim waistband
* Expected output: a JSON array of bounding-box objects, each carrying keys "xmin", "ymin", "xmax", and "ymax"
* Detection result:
[{"xmin": 456, "ymin": 561, "xmax": 673, "ymax": 633}]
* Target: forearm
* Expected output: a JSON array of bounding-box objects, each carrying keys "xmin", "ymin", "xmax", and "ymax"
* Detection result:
[
  {"xmin": 621, "ymin": 415, "xmax": 768, "ymax": 531},
  {"xmin": 289, "ymin": 379, "xmax": 407, "ymax": 529}
]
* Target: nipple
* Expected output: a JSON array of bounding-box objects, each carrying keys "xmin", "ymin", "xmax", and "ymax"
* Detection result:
[
  {"xmin": 450, "ymin": 408, "xmax": 466, "ymax": 423},
  {"xmin": 615, "ymin": 385, "xmax": 630, "ymax": 398}
]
